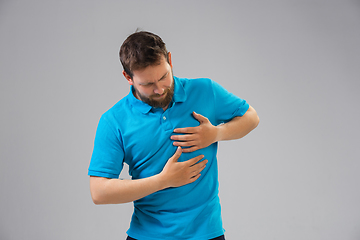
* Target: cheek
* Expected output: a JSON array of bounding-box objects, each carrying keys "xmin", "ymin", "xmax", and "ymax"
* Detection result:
[
  {"xmin": 140, "ymin": 89, "xmax": 150, "ymax": 97},
  {"xmin": 135, "ymin": 84, "xmax": 149, "ymax": 93},
  {"xmin": 164, "ymin": 79, "xmax": 173, "ymax": 89}
]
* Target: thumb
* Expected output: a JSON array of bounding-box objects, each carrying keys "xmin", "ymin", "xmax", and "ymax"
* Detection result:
[
  {"xmin": 192, "ymin": 111, "xmax": 208, "ymax": 123},
  {"xmin": 171, "ymin": 146, "xmax": 182, "ymax": 162}
]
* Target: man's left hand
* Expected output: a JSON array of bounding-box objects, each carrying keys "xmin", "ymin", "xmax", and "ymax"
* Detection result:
[{"xmin": 171, "ymin": 112, "xmax": 218, "ymax": 153}]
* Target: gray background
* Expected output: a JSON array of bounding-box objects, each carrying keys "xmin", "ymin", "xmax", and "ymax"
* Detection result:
[{"xmin": 1, "ymin": 0, "xmax": 359, "ymax": 239}]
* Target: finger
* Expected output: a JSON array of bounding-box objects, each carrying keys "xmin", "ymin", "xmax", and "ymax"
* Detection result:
[
  {"xmin": 191, "ymin": 163, "xmax": 207, "ymax": 177},
  {"xmin": 173, "ymin": 127, "xmax": 197, "ymax": 134},
  {"xmin": 171, "ymin": 134, "xmax": 196, "ymax": 141},
  {"xmin": 170, "ymin": 146, "xmax": 182, "ymax": 162},
  {"xmin": 186, "ymin": 154, "xmax": 205, "ymax": 166},
  {"xmin": 189, "ymin": 173, "xmax": 201, "ymax": 183},
  {"xmin": 190, "ymin": 159, "xmax": 208, "ymax": 171},
  {"xmin": 181, "ymin": 146, "xmax": 199, "ymax": 153},
  {"xmin": 173, "ymin": 140, "xmax": 197, "ymax": 147},
  {"xmin": 192, "ymin": 111, "xmax": 209, "ymax": 123}
]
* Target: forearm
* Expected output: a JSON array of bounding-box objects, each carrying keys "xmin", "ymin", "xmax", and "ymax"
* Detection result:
[
  {"xmin": 90, "ymin": 149, "xmax": 206, "ymax": 205},
  {"xmin": 90, "ymin": 174, "xmax": 168, "ymax": 205},
  {"xmin": 216, "ymin": 105, "xmax": 259, "ymax": 142}
]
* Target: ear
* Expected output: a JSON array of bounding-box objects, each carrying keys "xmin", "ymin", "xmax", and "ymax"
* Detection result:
[
  {"xmin": 122, "ymin": 70, "xmax": 134, "ymax": 85},
  {"xmin": 168, "ymin": 52, "xmax": 173, "ymax": 68}
]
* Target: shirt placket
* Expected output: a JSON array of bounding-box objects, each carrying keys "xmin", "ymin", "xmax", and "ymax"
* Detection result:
[{"xmin": 161, "ymin": 111, "xmax": 173, "ymax": 131}]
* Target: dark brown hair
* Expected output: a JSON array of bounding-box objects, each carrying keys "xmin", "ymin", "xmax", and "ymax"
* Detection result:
[{"xmin": 119, "ymin": 31, "xmax": 169, "ymax": 78}]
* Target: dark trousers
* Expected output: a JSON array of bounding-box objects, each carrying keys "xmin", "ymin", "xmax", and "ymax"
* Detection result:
[{"xmin": 126, "ymin": 235, "xmax": 225, "ymax": 240}]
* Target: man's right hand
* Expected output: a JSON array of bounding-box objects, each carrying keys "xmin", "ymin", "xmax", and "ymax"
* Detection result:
[
  {"xmin": 159, "ymin": 147, "xmax": 208, "ymax": 188},
  {"xmin": 90, "ymin": 147, "xmax": 208, "ymax": 205}
]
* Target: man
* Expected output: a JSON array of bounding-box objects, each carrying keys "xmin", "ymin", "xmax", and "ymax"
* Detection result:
[{"xmin": 88, "ymin": 31, "xmax": 259, "ymax": 240}]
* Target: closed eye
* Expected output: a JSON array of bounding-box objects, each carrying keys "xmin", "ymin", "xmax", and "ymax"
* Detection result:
[
  {"xmin": 140, "ymin": 71, "xmax": 169, "ymax": 86},
  {"xmin": 159, "ymin": 72, "xmax": 168, "ymax": 81}
]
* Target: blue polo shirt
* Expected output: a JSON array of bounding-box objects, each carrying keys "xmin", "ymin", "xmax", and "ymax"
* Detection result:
[{"xmin": 88, "ymin": 76, "xmax": 249, "ymax": 240}]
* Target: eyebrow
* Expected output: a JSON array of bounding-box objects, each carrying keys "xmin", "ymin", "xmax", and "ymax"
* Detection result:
[{"xmin": 141, "ymin": 71, "xmax": 169, "ymax": 85}]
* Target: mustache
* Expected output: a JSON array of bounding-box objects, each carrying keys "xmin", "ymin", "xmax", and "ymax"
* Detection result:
[{"xmin": 150, "ymin": 88, "xmax": 170, "ymax": 98}]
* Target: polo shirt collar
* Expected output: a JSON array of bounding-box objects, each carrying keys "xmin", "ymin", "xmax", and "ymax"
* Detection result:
[
  {"xmin": 127, "ymin": 76, "xmax": 187, "ymax": 114},
  {"xmin": 172, "ymin": 76, "xmax": 187, "ymax": 103}
]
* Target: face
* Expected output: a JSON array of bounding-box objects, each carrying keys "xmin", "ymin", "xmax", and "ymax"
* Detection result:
[{"xmin": 123, "ymin": 53, "xmax": 174, "ymax": 109}]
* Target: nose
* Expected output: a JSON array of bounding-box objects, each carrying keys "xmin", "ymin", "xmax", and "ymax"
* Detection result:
[{"xmin": 153, "ymin": 83, "xmax": 165, "ymax": 95}]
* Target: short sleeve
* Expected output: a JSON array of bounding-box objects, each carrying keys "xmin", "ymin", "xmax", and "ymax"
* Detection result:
[
  {"xmin": 88, "ymin": 115, "xmax": 124, "ymax": 179},
  {"xmin": 211, "ymin": 80, "xmax": 249, "ymax": 124}
]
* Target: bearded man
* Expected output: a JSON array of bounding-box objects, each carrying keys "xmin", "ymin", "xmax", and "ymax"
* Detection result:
[{"xmin": 88, "ymin": 31, "xmax": 259, "ymax": 240}]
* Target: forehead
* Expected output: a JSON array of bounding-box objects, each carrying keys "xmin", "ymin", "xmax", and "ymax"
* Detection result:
[{"xmin": 132, "ymin": 57, "xmax": 170, "ymax": 84}]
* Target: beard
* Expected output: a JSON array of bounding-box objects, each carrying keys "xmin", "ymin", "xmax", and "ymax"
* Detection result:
[{"xmin": 133, "ymin": 81, "xmax": 174, "ymax": 109}]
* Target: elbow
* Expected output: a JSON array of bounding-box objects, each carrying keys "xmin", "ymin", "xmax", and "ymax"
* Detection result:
[
  {"xmin": 91, "ymin": 195, "xmax": 102, "ymax": 205},
  {"xmin": 93, "ymin": 199, "xmax": 104, "ymax": 205},
  {"xmin": 91, "ymin": 190, "xmax": 114, "ymax": 205},
  {"xmin": 89, "ymin": 176, "xmax": 108, "ymax": 205},
  {"xmin": 92, "ymin": 198, "xmax": 100, "ymax": 205},
  {"xmin": 249, "ymin": 106, "xmax": 260, "ymax": 130},
  {"xmin": 254, "ymin": 114, "xmax": 260, "ymax": 129},
  {"xmin": 89, "ymin": 176, "xmax": 126, "ymax": 205},
  {"xmin": 90, "ymin": 189, "xmax": 104, "ymax": 205},
  {"xmin": 91, "ymin": 191, "xmax": 126, "ymax": 205}
]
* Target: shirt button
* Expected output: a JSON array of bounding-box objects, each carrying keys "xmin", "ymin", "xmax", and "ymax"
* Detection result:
[{"xmin": 163, "ymin": 116, "xmax": 166, "ymax": 120}]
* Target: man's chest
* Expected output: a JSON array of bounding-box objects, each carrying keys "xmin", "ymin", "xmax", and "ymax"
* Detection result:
[{"xmin": 119, "ymin": 102, "xmax": 215, "ymax": 177}]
